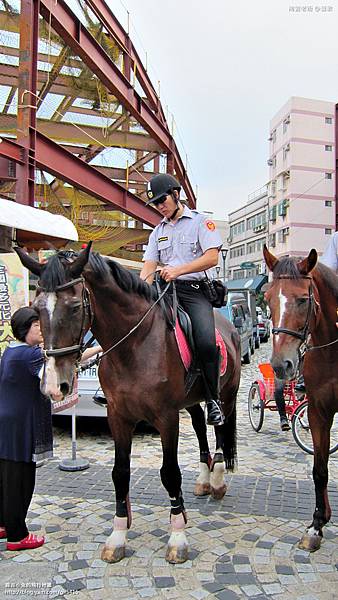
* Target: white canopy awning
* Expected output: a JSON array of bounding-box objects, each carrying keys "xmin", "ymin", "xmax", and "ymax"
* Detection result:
[{"xmin": 0, "ymin": 199, "xmax": 78, "ymax": 242}]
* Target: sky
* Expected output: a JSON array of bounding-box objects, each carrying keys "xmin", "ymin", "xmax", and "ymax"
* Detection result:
[{"xmin": 109, "ymin": 0, "xmax": 338, "ymax": 219}]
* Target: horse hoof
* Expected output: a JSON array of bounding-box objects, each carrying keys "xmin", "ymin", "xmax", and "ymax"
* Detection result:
[
  {"xmin": 194, "ymin": 482, "xmax": 211, "ymax": 496},
  {"xmin": 298, "ymin": 534, "xmax": 322, "ymax": 552},
  {"xmin": 101, "ymin": 544, "xmax": 125, "ymax": 563},
  {"xmin": 211, "ymin": 484, "xmax": 227, "ymax": 500},
  {"xmin": 166, "ymin": 544, "xmax": 188, "ymax": 564}
]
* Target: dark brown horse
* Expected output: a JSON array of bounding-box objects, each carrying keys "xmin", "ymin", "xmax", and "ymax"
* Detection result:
[
  {"xmin": 263, "ymin": 245, "xmax": 338, "ymax": 552},
  {"xmin": 16, "ymin": 244, "xmax": 240, "ymax": 563}
]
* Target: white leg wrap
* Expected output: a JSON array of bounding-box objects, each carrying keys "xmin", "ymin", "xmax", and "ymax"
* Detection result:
[
  {"xmin": 196, "ymin": 462, "xmax": 210, "ymax": 485},
  {"xmin": 210, "ymin": 461, "xmax": 225, "ymax": 490},
  {"xmin": 307, "ymin": 525, "xmax": 320, "ymax": 537},
  {"xmin": 105, "ymin": 516, "xmax": 128, "ymax": 548}
]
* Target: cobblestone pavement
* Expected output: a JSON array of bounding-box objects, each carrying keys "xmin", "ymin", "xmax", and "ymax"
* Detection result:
[{"xmin": 0, "ymin": 342, "xmax": 337, "ymax": 600}]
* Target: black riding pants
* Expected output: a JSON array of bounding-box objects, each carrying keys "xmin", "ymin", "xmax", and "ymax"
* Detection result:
[
  {"xmin": 175, "ymin": 280, "xmax": 219, "ymax": 400},
  {"xmin": 0, "ymin": 458, "xmax": 36, "ymax": 542},
  {"xmin": 274, "ymin": 378, "xmax": 287, "ymax": 418}
]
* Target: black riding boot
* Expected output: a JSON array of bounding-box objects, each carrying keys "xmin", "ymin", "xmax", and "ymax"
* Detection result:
[{"xmin": 202, "ymin": 350, "xmax": 224, "ymax": 427}]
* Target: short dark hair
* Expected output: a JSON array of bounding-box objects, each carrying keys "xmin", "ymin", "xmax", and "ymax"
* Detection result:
[{"xmin": 11, "ymin": 307, "xmax": 39, "ymax": 342}]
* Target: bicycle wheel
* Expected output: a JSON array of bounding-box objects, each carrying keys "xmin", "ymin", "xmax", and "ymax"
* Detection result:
[
  {"xmin": 292, "ymin": 402, "xmax": 338, "ymax": 455},
  {"xmin": 248, "ymin": 383, "xmax": 264, "ymax": 432}
]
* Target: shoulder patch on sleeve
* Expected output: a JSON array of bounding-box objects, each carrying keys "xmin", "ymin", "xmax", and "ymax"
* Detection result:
[{"xmin": 205, "ymin": 220, "xmax": 216, "ymax": 231}]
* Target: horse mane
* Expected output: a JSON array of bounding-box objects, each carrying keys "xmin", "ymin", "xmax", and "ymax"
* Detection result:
[
  {"xmin": 316, "ymin": 261, "xmax": 338, "ymax": 301},
  {"xmin": 39, "ymin": 250, "xmax": 157, "ymax": 301},
  {"xmin": 89, "ymin": 253, "xmax": 157, "ymax": 302},
  {"xmin": 273, "ymin": 256, "xmax": 338, "ymax": 300}
]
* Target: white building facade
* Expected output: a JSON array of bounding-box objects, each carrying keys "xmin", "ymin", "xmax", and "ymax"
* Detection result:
[
  {"xmin": 267, "ymin": 96, "xmax": 336, "ymax": 257},
  {"xmin": 228, "ymin": 186, "xmax": 268, "ymax": 280}
]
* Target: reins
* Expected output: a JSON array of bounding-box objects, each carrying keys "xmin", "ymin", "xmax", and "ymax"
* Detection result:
[{"xmin": 78, "ymin": 276, "xmax": 171, "ymax": 373}]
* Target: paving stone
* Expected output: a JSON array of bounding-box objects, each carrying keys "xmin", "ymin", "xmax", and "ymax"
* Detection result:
[
  {"xmin": 62, "ymin": 580, "xmax": 86, "ymax": 592},
  {"xmin": 108, "ymin": 576, "xmax": 129, "ymax": 587},
  {"xmin": 215, "ymin": 591, "xmax": 240, "ymax": 599},
  {"xmin": 43, "ymin": 551, "xmax": 64, "ymax": 562},
  {"xmin": 154, "ymin": 577, "xmax": 176, "ymax": 588},
  {"xmin": 138, "ymin": 588, "xmax": 157, "ymax": 598},
  {"xmin": 240, "ymin": 585, "xmax": 263, "ymax": 597},
  {"xmin": 68, "ymin": 559, "xmax": 89, "ymax": 570},
  {"xmin": 189, "ymin": 590, "xmax": 209, "ymax": 600},
  {"xmin": 275, "ymin": 565, "xmax": 295, "ymax": 575},
  {"xmin": 242, "ymin": 534, "xmax": 260, "ymax": 542},
  {"xmin": 86, "ymin": 578, "xmax": 104, "ymax": 589},
  {"xmin": 45, "ymin": 524, "xmax": 62, "ymax": 533}
]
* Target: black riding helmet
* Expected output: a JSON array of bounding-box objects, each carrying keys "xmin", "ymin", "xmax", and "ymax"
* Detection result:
[{"xmin": 145, "ymin": 174, "xmax": 181, "ymax": 205}]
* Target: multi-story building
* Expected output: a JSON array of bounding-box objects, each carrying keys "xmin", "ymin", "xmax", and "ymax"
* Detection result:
[
  {"xmin": 267, "ymin": 97, "xmax": 336, "ymax": 257},
  {"xmin": 228, "ymin": 185, "xmax": 268, "ymax": 280}
]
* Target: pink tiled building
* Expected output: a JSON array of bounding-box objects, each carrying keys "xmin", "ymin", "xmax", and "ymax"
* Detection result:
[{"xmin": 267, "ymin": 97, "xmax": 336, "ymax": 257}]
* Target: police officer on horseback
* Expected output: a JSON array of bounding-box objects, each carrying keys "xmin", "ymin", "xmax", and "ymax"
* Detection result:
[{"xmin": 140, "ymin": 173, "xmax": 225, "ymax": 426}]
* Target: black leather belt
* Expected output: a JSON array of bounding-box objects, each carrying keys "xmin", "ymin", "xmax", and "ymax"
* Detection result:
[{"xmin": 176, "ymin": 279, "xmax": 205, "ymax": 287}]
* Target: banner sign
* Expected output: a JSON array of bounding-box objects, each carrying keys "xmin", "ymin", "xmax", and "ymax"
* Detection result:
[{"xmin": 0, "ymin": 253, "xmax": 29, "ymax": 359}]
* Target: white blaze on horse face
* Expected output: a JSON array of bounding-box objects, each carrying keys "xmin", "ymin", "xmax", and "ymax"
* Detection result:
[
  {"xmin": 43, "ymin": 293, "xmax": 60, "ymax": 396},
  {"xmin": 44, "ymin": 356, "xmax": 60, "ymax": 397},
  {"xmin": 46, "ymin": 292, "xmax": 57, "ymax": 323},
  {"xmin": 276, "ymin": 288, "xmax": 288, "ymax": 341}
]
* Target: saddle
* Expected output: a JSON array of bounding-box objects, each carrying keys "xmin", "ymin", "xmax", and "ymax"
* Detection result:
[{"xmin": 154, "ymin": 278, "xmax": 227, "ymax": 394}]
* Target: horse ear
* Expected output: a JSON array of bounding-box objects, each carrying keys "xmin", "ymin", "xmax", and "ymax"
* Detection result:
[
  {"xmin": 298, "ymin": 248, "xmax": 318, "ymax": 275},
  {"xmin": 69, "ymin": 241, "xmax": 92, "ymax": 278},
  {"xmin": 263, "ymin": 244, "xmax": 279, "ymax": 272},
  {"xmin": 14, "ymin": 246, "xmax": 42, "ymax": 276}
]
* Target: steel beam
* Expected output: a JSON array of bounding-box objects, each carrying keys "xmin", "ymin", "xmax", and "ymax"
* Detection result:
[
  {"xmin": 39, "ymin": 0, "xmax": 196, "ymax": 206},
  {"xmin": 85, "ymin": 0, "xmax": 161, "ymax": 116},
  {"xmin": 0, "ymin": 138, "xmax": 25, "ymax": 164},
  {"xmin": 35, "ymin": 131, "xmax": 160, "ymax": 227},
  {"xmin": 39, "ymin": 0, "xmax": 170, "ymax": 149},
  {"xmin": 16, "ymin": 0, "xmax": 39, "ymax": 206},
  {"xmin": 1, "ymin": 114, "xmax": 161, "ymax": 152}
]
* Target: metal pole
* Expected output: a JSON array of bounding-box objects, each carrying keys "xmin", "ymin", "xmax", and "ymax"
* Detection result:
[
  {"xmin": 59, "ymin": 405, "xmax": 89, "ymax": 472},
  {"xmin": 222, "ymin": 254, "xmax": 226, "ymax": 284}
]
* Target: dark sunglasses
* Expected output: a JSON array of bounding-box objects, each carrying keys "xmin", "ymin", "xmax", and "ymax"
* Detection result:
[{"xmin": 153, "ymin": 195, "xmax": 168, "ymax": 206}]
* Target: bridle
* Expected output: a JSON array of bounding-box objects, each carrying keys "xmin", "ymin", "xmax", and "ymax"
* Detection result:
[
  {"xmin": 271, "ymin": 275, "xmax": 315, "ymax": 343},
  {"xmin": 271, "ymin": 274, "xmax": 338, "ymax": 355},
  {"xmin": 37, "ymin": 276, "xmax": 93, "ymax": 360}
]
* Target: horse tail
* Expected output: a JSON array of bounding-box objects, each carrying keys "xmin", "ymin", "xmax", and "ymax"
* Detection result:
[{"xmin": 222, "ymin": 402, "xmax": 237, "ymax": 472}]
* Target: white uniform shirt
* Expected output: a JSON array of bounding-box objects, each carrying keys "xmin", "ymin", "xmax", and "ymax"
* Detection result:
[
  {"xmin": 143, "ymin": 206, "xmax": 222, "ymax": 281},
  {"xmin": 321, "ymin": 231, "xmax": 338, "ymax": 273}
]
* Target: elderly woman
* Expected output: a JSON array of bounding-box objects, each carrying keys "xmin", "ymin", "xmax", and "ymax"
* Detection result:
[{"xmin": 0, "ymin": 307, "xmax": 100, "ymax": 551}]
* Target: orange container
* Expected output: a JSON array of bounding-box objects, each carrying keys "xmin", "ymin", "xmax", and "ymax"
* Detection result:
[{"xmin": 258, "ymin": 363, "xmax": 275, "ymax": 380}]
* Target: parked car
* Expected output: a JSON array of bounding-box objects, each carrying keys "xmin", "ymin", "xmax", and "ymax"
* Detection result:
[
  {"xmin": 256, "ymin": 306, "xmax": 271, "ymax": 342},
  {"xmin": 218, "ymin": 293, "xmax": 255, "ymax": 364}
]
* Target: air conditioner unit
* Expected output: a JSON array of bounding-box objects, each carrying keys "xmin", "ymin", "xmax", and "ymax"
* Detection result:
[{"xmin": 267, "ymin": 159, "xmax": 273, "ymax": 166}]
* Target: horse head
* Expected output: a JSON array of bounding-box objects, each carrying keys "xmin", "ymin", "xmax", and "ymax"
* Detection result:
[
  {"xmin": 15, "ymin": 243, "xmax": 92, "ymax": 398},
  {"xmin": 263, "ymin": 245, "xmax": 318, "ymax": 380}
]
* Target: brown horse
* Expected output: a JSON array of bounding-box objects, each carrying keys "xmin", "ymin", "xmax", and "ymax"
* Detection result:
[
  {"xmin": 16, "ymin": 244, "xmax": 240, "ymax": 563},
  {"xmin": 263, "ymin": 245, "xmax": 338, "ymax": 552}
]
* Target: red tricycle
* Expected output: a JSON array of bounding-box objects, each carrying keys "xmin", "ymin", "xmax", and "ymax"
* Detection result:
[{"xmin": 248, "ymin": 363, "xmax": 338, "ymax": 455}]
